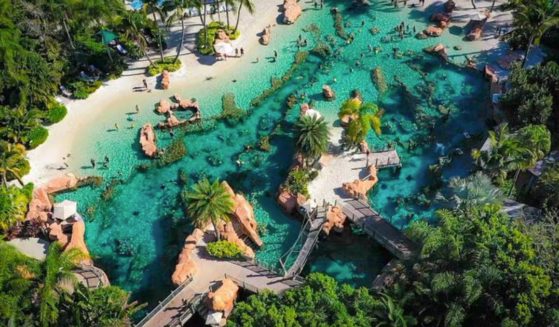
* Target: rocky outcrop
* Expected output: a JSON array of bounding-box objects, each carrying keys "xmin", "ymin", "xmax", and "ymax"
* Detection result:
[
  {"xmin": 207, "ymin": 278, "xmax": 239, "ymax": 313},
  {"xmin": 139, "ymin": 123, "xmax": 158, "ymax": 158},
  {"xmin": 424, "ymin": 25, "xmax": 444, "ymax": 37},
  {"xmin": 65, "ymin": 220, "xmax": 92, "ymax": 265},
  {"xmin": 48, "ymin": 222, "xmax": 69, "ymax": 245},
  {"xmin": 27, "ymin": 174, "xmax": 79, "ymax": 222},
  {"xmin": 444, "ymin": 0, "xmax": 456, "ymax": 12},
  {"xmin": 277, "ymin": 189, "xmax": 298, "ymax": 214},
  {"xmin": 173, "ymin": 94, "xmax": 200, "ymax": 111},
  {"xmin": 260, "ymin": 26, "xmax": 271, "ymax": 45},
  {"xmin": 431, "ymin": 13, "xmax": 451, "ymax": 28},
  {"xmin": 323, "ymin": 205, "xmax": 347, "ymax": 235},
  {"xmin": 423, "ymin": 43, "xmax": 449, "ymax": 62},
  {"xmin": 172, "ymin": 228, "xmax": 204, "ymax": 286},
  {"xmin": 157, "ymin": 99, "xmax": 171, "ymax": 114},
  {"xmin": 342, "ymin": 165, "xmax": 378, "ymax": 200},
  {"xmin": 322, "ymin": 85, "xmax": 335, "ymax": 100},
  {"xmin": 161, "ymin": 70, "xmax": 170, "ymax": 90},
  {"xmin": 217, "ymin": 222, "xmax": 255, "ymax": 258},
  {"xmin": 222, "ymin": 182, "xmax": 263, "ymax": 247},
  {"xmin": 282, "ymin": 0, "xmax": 302, "ymax": 24}
]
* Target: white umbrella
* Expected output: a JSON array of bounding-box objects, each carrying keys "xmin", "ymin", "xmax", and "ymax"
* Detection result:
[
  {"xmin": 214, "ymin": 41, "xmax": 235, "ymax": 57},
  {"xmin": 53, "ymin": 200, "xmax": 77, "ymax": 220},
  {"xmin": 205, "ymin": 311, "xmax": 223, "ymax": 326}
]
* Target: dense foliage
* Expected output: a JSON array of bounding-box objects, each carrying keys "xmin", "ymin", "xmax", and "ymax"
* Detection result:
[
  {"xmin": 146, "ymin": 57, "xmax": 182, "ymax": 76},
  {"xmin": 294, "ymin": 115, "xmax": 330, "ymax": 166},
  {"xmin": 207, "ymin": 240, "xmax": 242, "ymax": 259},
  {"xmin": 0, "ymin": 184, "xmax": 33, "ymax": 232}
]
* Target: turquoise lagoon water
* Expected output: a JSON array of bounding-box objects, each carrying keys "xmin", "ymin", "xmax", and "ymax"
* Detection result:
[{"xmin": 56, "ymin": 0, "xmax": 489, "ymax": 306}]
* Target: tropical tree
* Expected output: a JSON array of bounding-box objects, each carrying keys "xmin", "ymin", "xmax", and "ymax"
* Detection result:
[
  {"xmin": 183, "ymin": 178, "xmax": 234, "ymax": 240},
  {"xmin": 0, "ymin": 185, "xmax": 32, "ymax": 232},
  {"xmin": 39, "ymin": 243, "xmax": 86, "ymax": 327},
  {"xmin": 508, "ymin": 0, "xmax": 559, "ymax": 67},
  {"xmin": 224, "ymin": 0, "xmax": 236, "ymax": 26},
  {"xmin": 339, "ymin": 98, "xmax": 384, "ymax": 148},
  {"xmin": 164, "ymin": 0, "xmax": 202, "ymax": 62},
  {"xmin": 143, "ymin": 0, "xmax": 166, "ymax": 61},
  {"xmin": 233, "ymin": 0, "xmax": 256, "ymax": 33},
  {"xmin": 436, "ymin": 172, "xmax": 504, "ymax": 210},
  {"xmin": 294, "ymin": 115, "xmax": 330, "ymax": 167},
  {"xmin": 121, "ymin": 11, "xmax": 154, "ymax": 66},
  {"xmin": 0, "ymin": 142, "xmax": 29, "ymax": 186}
]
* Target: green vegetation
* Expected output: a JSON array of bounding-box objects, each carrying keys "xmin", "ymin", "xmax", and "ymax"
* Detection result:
[
  {"xmin": 220, "ymin": 93, "xmax": 247, "ymax": 126},
  {"xmin": 147, "ymin": 57, "xmax": 182, "ymax": 76},
  {"xmin": 0, "ymin": 184, "xmax": 33, "ymax": 232},
  {"xmin": 182, "ymin": 178, "xmax": 234, "ymax": 240},
  {"xmin": 338, "ymin": 97, "xmax": 384, "ymax": 148},
  {"xmin": 45, "ymin": 103, "xmax": 68, "ymax": 125},
  {"xmin": 207, "ymin": 240, "xmax": 243, "ymax": 259},
  {"xmin": 28, "ymin": 126, "xmax": 49, "ymax": 149},
  {"xmin": 68, "ymin": 80, "xmax": 103, "ymax": 99},
  {"xmin": 0, "ymin": 142, "xmax": 30, "ymax": 186},
  {"xmin": 294, "ymin": 115, "xmax": 330, "ymax": 167},
  {"xmin": 282, "ymin": 168, "xmax": 313, "ymax": 197},
  {"xmin": 156, "ymin": 137, "xmax": 188, "ymax": 167},
  {"xmin": 197, "ymin": 21, "xmax": 240, "ymax": 55}
]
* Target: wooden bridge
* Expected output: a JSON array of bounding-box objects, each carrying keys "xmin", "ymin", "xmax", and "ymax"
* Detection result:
[
  {"xmin": 279, "ymin": 206, "xmax": 327, "ymax": 277},
  {"xmin": 340, "ymin": 199, "xmax": 416, "ymax": 260},
  {"xmin": 367, "ymin": 149, "xmax": 401, "ymax": 169}
]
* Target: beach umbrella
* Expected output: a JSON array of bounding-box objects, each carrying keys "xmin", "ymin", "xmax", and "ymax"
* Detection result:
[
  {"xmin": 99, "ymin": 30, "xmax": 118, "ymax": 45},
  {"xmin": 214, "ymin": 41, "xmax": 235, "ymax": 57},
  {"xmin": 205, "ymin": 311, "xmax": 223, "ymax": 326},
  {"xmin": 53, "ymin": 200, "xmax": 77, "ymax": 220}
]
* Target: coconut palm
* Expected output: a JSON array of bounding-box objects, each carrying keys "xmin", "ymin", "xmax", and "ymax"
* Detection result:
[
  {"xmin": 436, "ymin": 172, "xmax": 504, "ymax": 210},
  {"xmin": 510, "ymin": 0, "xmax": 559, "ymax": 67},
  {"xmin": 143, "ymin": 0, "xmax": 166, "ymax": 61},
  {"xmin": 339, "ymin": 100, "xmax": 384, "ymax": 148},
  {"xmin": 121, "ymin": 11, "xmax": 154, "ymax": 66},
  {"xmin": 0, "ymin": 142, "xmax": 28, "ymax": 186},
  {"xmin": 39, "ymin": 243, "xmax": 86, "ymax": 326},
  {"xmin": 164, "ymin": 0, "xmax": 201, "ymax": 62},
  {"xmin": 224, "ymin": 0, "xmax": 236, "ymax": 26},
  {"xmin": 233, "ymin": 0, "xmax": 255, "ymax": 33},
  {"xmin": 183, "ymin": 178, "xmax": 234, "ymax": 240},
  {"xmin": 294, "ymin": 115, "xmax": 330, "ymax": 167}
]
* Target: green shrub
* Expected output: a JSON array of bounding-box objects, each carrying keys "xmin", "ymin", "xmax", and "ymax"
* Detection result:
[
  {"xmin": 283, "ymin": 168, "xmax": 311, "ymax": 197},
  {"xmin": 0, "ymin": 185, "xmax": 33, "ymax": 231},
  {"xmin": 219, "ymin": 93, "xmax": 246, "ymax": 125},
  {"xmin": 27, "ymin": 126, "xmax": 48, "ymax": 149},
  {"xmin": 45, "ymin": 102, "xmax": 67, "ymax": 125},
  {"xmin": 69, "ymin": 80, "xmax": 102, "ymax": 99},
  {"xmin": 207, "ymin": 240, "xmax": 242, "ymax": 259},
  {"xmin": 157, "ymin": 137, "xmax": 187, "ymax": 167},
  {"xmin": 146, "ymin": 57, "xmax": 182, "ymax": 76},
  {"xmin": 196, "ymin": 21, "xmax": 240, "ymax": 56}
]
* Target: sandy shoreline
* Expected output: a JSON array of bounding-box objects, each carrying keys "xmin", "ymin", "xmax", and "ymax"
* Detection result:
[{"xmin": 24, "ymin": 0, "xmax": 290, "ymax": 185}]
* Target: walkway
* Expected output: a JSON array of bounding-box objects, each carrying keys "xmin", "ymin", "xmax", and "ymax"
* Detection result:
[
  {"xmin": 341, "ymin": 199, "xmax": 416, "ymax": 260},
  {"xmin": 367, "ymin": 149, "xmax": 401, "ymax": 169},
  {"xmin": 138, "ymin": 234, "xmax": 301, "ymax": 327}
]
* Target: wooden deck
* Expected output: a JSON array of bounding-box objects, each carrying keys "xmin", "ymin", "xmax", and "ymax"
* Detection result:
[
  {"xmin": 367, "ymin": 149, "xmax": 401, "ymax": 169},
  {"xmin": 341, "ymin": 199, "xmax": 416, "ymax": 260}
]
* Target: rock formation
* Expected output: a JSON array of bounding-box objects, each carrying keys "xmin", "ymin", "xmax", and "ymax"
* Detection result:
[
  {"xmin": 48, "ymin": 222, "xmax": 69, "ymax": 245},
  {"xmin": 322, "ymin": 205, "xmax": 347, "ymax": 235},
  {"xmin": 27, "ymin": 174, "xmax": 79, "ymax": 222},
  {"xmin": 157, "ymin": 99, "xmax": 171, "ymax": 114},
  {"xmin": 424, "ymin": 25, "xmax": 443, "ymax": 37},
  {"xmin": 277, "ymin": 189, "xmax": 298, "ymax": 214},
  {"xmin": 444, "ymin": 0, "xmax": 456, "ymax": 12},
  {"xmin": 431, "ymin": 13, "xmax": 451, "ymax": 28},
  {"xmin": 65, "ymin": 220, "xmax": 93, "ymax": 265},
  {"xmin": 139, "ymin": 123, "xmax": 158, "ymax": 158},
  {"xmin": 423, "ymin": 43, "xmax": 449, "ymax": 62},
  {"xmin": 207, "ymin": 278, "xmax": 239, "ymax": 314},
  {"xmin": 342, "ymin": 165, "xmax": 378, "ymax": 200},
  {"xmin": 172, "ymin": 228, "xmax": 204, "ymax": 286},
  {"xmin": 217, "ymin": 222, "xmax": 255, "ymax": 258},
  {"xmin": 260, "ymin": 26, "xmax": 271, "ymax": 45},
  {"xmin": 222, "ymin": 182, "xmax": 263, "ymax": 247},
  {"xmin": 161, "ymin": 70, "xmax": 170, "ymax": 90},
  {"xmin": 173, "ymin": 94, "xmax": 200, "ymax": 111},
  {"xmin": 322, "ymin": 85, "xmax": 335, "ymax": 100},
  {"xmin": 282, "ymin": 0, "xmax": 302, "ymax": 24}
]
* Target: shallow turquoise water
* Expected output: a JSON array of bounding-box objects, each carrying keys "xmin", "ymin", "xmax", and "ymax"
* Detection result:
[{"xmin": 56, "ymin": 0, "xmax": 489, "ymax": 306}]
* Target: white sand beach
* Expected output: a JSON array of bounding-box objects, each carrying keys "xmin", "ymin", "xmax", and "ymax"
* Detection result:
[{"xmin": 24, "ymin": 0, "xmax": 294, "ymax": 185}]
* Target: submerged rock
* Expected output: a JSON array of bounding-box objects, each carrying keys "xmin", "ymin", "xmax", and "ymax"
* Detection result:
[
  {"xmin": 342, "ymin": 165, "xmax": 379, "ymax": 200},
  {"xmin": 139, "ymin": 123, "xmax": 157, "ymax": 158},
  {"xmin": 322, "ymin": 85, "xmax": 335, "ymax": 100},
  {"xmin": 27, "ymin": 174, "xmax": 79, "ymax": 222}
]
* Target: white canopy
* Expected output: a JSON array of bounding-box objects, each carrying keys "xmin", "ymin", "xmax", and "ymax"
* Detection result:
[
  {"xmin": 53, "ymin": 200, "xmax": 77, "ymax": 220},
  {"xmin": 205, "ymin": 311, "xmax": 223, "ymax": 326},
  {"xmin": 214, "ymin": 41, "xmax": 235, "ymax": 56}
]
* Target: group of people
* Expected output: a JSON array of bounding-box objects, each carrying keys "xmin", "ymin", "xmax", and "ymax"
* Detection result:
[
  {"xmin": 90, "ymin": 156, "xmax": 110, "ymax": 169},
  {"xmin": 313, "ymin": 0, "xmax": 324, "ymax": 9},
  {"xmin": 392, "ymin": 0, "xmax": 426, "ymax": 7}
]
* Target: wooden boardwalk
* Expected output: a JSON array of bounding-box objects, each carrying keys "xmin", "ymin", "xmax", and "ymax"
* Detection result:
[
  {"xmin": 368, "ymin": 149, "xmax": 401, "ymax": 169},
  {"xmin": 137, "ymin": 235, "xmax": 301, "ymax": 327},
  {"xmin": 283, "ymin": 207, "xmax": 327, "ymax": 277},
  {"xmin": 341, "ymin": 199, "xmax": 416, "ymax": 260}
]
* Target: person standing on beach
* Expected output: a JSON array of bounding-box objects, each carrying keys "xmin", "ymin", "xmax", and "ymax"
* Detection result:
[
  {"xmin": 235, "ymin": 48, "xmax": 239, "ymax": 57},
  {"xmin": 274, "ymin": 50, "xmax": 278, "ymax": 60},
  {"xmin": 240, "ymin": 48, "xmax": 244, "ymax": 56},
  {"xmin": 135, "ymin": 105, "xmax": 139, "ymax": 113},
  {"xmin": 90, "ymin": 159, "xmax": 96, "ymax": 169},
  {"xmin": 142, "ymin": 79, "xmax": 148, "ymax": 90},
  {"xmin": 115, "ymin": 123, "xmax": 119, "ymax": 130}
]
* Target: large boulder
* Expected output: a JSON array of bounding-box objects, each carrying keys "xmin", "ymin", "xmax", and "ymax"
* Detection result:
[
  {"xmin": 217, "ymin": 222, "xmax": 255, "ymax": 259},
  {"xmin": 342, "ymin": 165, "xmax": 378, "ymax": 200},
  {"xmin": 139, "ymin": 123, "xmax": 157, "ymax": 158},
  {"xmin": 161, "ymin": 70, "xmax": 170, "ymax": 90},
  {"xmin": 323, "ymin": 205, "xmax": 347, "ymax": 235},
  {"xmin": 222, "ymin": 182, "xmax": 263, "ymax": 247},
  {"xmin": 172, "ymin": 228, "xmax": 204, "ymax": 286},
  {"xmin": 207, "ymin": 278, "xmax": 239, "ymax": 313},
  {"xmin": 260, "ymin": 27, "xmax": 271, "ymax": 45},
  {"xmin": 282, "ymin": 0, "xmax": 302, "ymax": 24},
  {"xmin": 277, "ymin": 189, "xmax": 298, "ymax": 214},
  {"xmin": 48, "ymin": 222, "xmax": 69, "ymax": 245},
  {"xmin": 65, "ymin": 220, "xmax": 92, "ymax": 265},
  {"xmin": 157, "ymin": 99, "xmax": 171, "ymax": 114},
  {"xmin": 27, "ymin": 174, "xmax": 79, "ymax": 222},
  {"xmin": 44, "ymin": 173, "xmax": 79, "ymax": 194},
  {"xmin": 424, "ymin": 25, "xmax": 444, "ymax": 37},
  {"xmin": 322, "ymin": 85, "xmax": 335, "ymax": 100}
]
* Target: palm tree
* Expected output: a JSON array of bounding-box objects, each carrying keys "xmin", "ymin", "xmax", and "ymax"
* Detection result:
[
  {"xmin": 164, "ymin": 0, "xmax": 201, "ymax": 62},
  {"xmin": 233, "ymin": 0, "xmax": 255, "ymax": 33},
  {"xmin": 436, "ymin": 172, "xmax": 504, "ymax": 210},
  {"xmin": 183, "ymin": 179, "xmax": 234, "ymax": 240},
  {"xmin": 121, "ymin": 11, "xmax": 154, "ymax": 66},
  {"xmin": 373, "ymin": 294, "xmax": 416, "ymax": 327},
  {"xmin": 0, "ymin": 142, "xmax": 28, "ymax": 186},
  {"xmin": 143, "ymin": 0, "xmax": 166, "ymax": 61},
  {"xmin": 294, "ymin": 115, "xmax": 330, "ymax": 167},
  {"xmin": 224, "ymin": 0, "xmax": 236, "ymax": 26},
  {"xmin": 339, "ymin": 100, "xmax": 384, "ymax": 148},
  {"xmin": 40, "ymin": 243, "xmax": 86, "ymax": 326},
  {"xmin": 510, "ymin": 0, "xmax": 559, "ymax": 67}
]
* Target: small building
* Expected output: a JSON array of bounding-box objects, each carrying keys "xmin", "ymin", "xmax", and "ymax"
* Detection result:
[
  {"xmin": 52, "ymin": 200, "xmax": 77, "ymax": 221},
  {"xmin": 515, "ymin": 151, "xmax": 559, "ymax": 193}
]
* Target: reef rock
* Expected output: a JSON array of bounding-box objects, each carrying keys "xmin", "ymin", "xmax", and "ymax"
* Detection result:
[
  {"xmin": 65, "ymin": 220, "xmax": 92, "ymax": 265},
  {"xmin": 282, "ymin": 0, "xmax": 302, "ymax": 24},
  {"xmin": 423, "ymin": 43, "xmax": 449, "ymax": 62},
  {"xmin": 260, "ymin": 26, "xmax": 271, "ymax": 45},
  {"xmin": 322, "ymin": 205, "xmax": 347, "ymax": 235},
  {"xmin": 322, "ymin": 85, "xmax": 335, "ymax": 100},
  {"xmin": 277, "ymin": 189, "xmax": 298, "ymax": 215},
  {"xmin": 207, "ymin": 278, "xmax": 239, "ymax": 313},
  {"xmin": 44, "ymin": 173, "xmax": 79, "ymax": 194},
  {"xmin": 139, "ymin": 123, "xmax": 158, "ymax": 158},
  {"xmin": 157, "ymin": 99, "xmax": 171, "ymax": 114},
  {"xmin": 424, "ymin": 25, "xmax": 443, "ymax": 37},
  {"xmin": 217, "ymin": 222, "xmax": 255, "ymax": 258},
  {"xmin": 342, "ymin": 165, "xmax": 378, "ymax": 200},
  {"xmin": 161, "ymin": 70, "xmax": 170, "ymax": 90},
  {"xmin": 359, "ymin": 140, "xmax": 370, "ymax": 154},
  {"xmin": 222, "ymin": 182, "xmax": 263, "ymax": 247},
  {"xmin": 172, "ymin": 228, "xmax": 204, "ymax": 286}
]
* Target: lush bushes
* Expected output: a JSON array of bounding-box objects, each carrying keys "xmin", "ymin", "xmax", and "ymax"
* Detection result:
[
  {"xmin": 27, "ymin": 126, "xmax": 48, "ymax": 149},
  {"xmin": 147, "ymin": 57, "xmax": 182, "ymax": 76},
  {"xmin": 68, "ymin": 80, "xmax": 103, "ymax": 99},
  {"xmin": 196, "ymin": 22, "xmax": 240, "ymax": 55},
  {"xmin": 0, "ymin": 185, "xmax": 33, "ymax": 232},
  {"xmin": 207, "ymin": 240, "xmax": 242, "ymax": 259},
  {"xmin": 45, "ymin": 102, "xmax": 67, "ymax": 125},
  {"xmin": 283, "ymin": 168, "xmax": 312, "ymax": 197}
]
